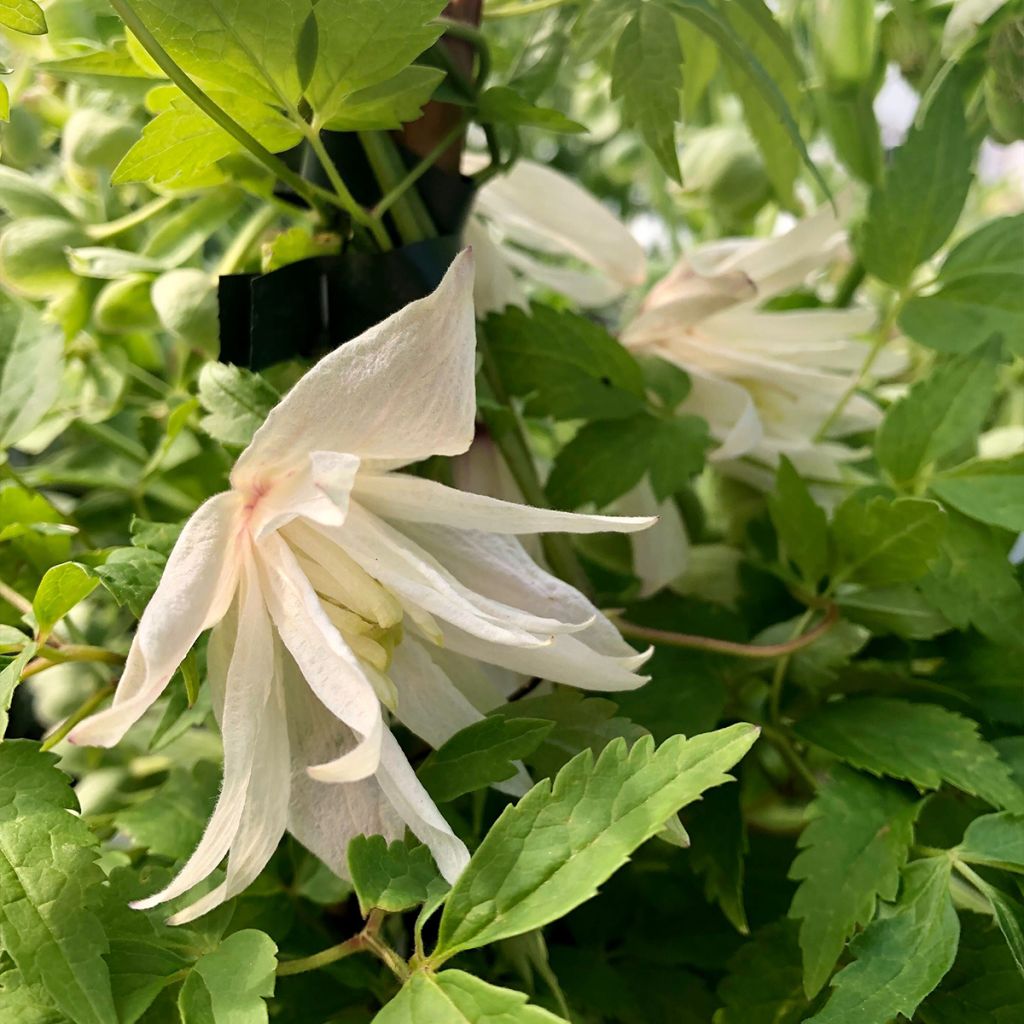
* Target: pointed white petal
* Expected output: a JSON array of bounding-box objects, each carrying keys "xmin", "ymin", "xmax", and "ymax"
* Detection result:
[
  {"xmin": 306, "ymin": 712, "xmax": 384, "ymax": 783},
  {"xmin": 464, "ymin": 218, "xmax": 528, "ymax": 315},
  {"xmin": 69, "ymin": 491, "xmax": 242, "ymax": 747},
  {"xmin": 614, "ymin": 477, "xmax": 690, "ymax": 597},
  {"xmin": 376, "ymin": 728, "xmax": 470, "ymax": 883},
  {"xmin": 232, "ymin": 250, "xmax": 477, "ymax": 484},
  {"xmin": 680, "ymin": 370, "xmax": 763, "ymax": 462},
  {"xmin": 131, "ymin": 558, "xmax": 273, "ymax": 910},
  {"xmin": 354, "ymin": 472, "xmax": 654, "ymax": 535},
  {"xmin": 500, "ymin": 246, "xmax": 628, "ymax": 308}
]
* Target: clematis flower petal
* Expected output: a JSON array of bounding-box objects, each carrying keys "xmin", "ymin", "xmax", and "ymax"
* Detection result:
[
  {"xmin": 68, "ymin": 491, "xmax": 242, "ymax": 748},
  {"xmin": 353, "ymin": 472, "xmax": 655, "ymax": 535},
  {"xmin": 613, "ymin": 477, "xmax": 690, "ymax": 597},
  {"xmin": 681, "ymin": 370, "xmax": 764, "ymax": 462},
  {"xmin": 231, "ymin": 249, "xmax": 477, "ymax": 486}
]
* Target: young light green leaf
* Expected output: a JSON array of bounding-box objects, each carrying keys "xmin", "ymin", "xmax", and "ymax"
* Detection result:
[
  {"xmin": 0, "ymin": 0, "xmax": 46, "ymax": 35},
  {"xmin": 548, "ymin": 413, "xmax": 709, "ymax": 509},
  {"xmin": 477, "ymin": 87, "xmax": 586, "ymax": 134},
  {"xmin": 0, "ymin": 296, "xmax": 65, "ymax": 450},
  {"xmin": 956, "ymin": 813, "xmax": 1024, "ymax": 873},
  {"xmin": 0, "ymin": 643, "xmax": 36, "ymax": 740},
  {"xmin": 769, "ymin": 456, "xmax": 829, "ymax": 586},
  {"xmin": 831, "ymin": 494, "xmax": 946, "ymax": 586},
  {"xmin": 418, "ymin": 716, "xmax": 553, "ymax": 803},
  {"xmin": 789, "ymin": 767, "xmax": 922, "ymax": 997},
  {"xmin": 374, "ymin": 969, "xmax": 567, "ymax": 1023},
  {"xmin": 347, "ymin": 835, "xmax": 445, "ymax": 917},
  {"xmin": 931, "ymin": 456, "xmax": 1024, "ymax": 531},
  {"xmin": 433, "ymin": 724, "xmax": 759, "ymax": 960},
  {"xmin": 611, "ymin": 3, "xmax": 683, "ymax": 181},
  {"xmin": 38, "ymin": 41, "xmax": 155, "ymax": 80},
  {"xmin": 876, "ymin": 347, "xmax": 999, "ymax": 485},
  {"xmin": 32, "ymin": 562, "xmax": 97, "ymax": 643},
  {"xmin": 796, "ymin": 697, "xmax": 1024, "ymax": 812},
  {"xmin": 485, "ymin": 305, "xmax": 645, "ymax": 422},
  {"xmin": 807, "ymin": 857, "xmax": 959, "ymax": 1024},
  {"xmin": 321, "ymin": 65, "xmax": 444, "ymax": 131},
  {"xmin": 0, "ymin": 165, "xmax": 75, "ymax": 219},
  {"xmin": 0, "ymin": 741, "xmax": 118, "ymax": 1024},
  {"xmin": 197, "ymin": 362, "xmax": 279, "ymax": 447},
  {"xmin": 920, "ymin": 511, "xmax": 1024, "ymax": 650},
  {"xmin": 178, "ymin": 930, "xmax": 277, "ymax": 1024},
  {"xmin": 859, "ymin": 73, "xmax": 973, "ymax": 288}
]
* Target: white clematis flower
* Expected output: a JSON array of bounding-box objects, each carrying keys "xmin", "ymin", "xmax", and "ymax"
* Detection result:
[
  {"xmin": 69, "ymin": 250, "xmax": 654, "ymax": 923},
  {"xmin": 622, "ymin": 200, "xmax": 899, "ymax": 490},
  {"xmin": 464, "ymin": 156, "xmax": 647, "ymax": 314}
]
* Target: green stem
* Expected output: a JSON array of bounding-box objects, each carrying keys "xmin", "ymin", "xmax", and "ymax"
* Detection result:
[
  {"xmin": 86, "ymin": 195, "xmax": 176, "ymax": 241},
  {"xmin": 831, "ymin": 259, "xmax": 865, "ymax": 309},
  {"xmin": 23, "ymin": 645, "xmax": 126, "ymax": 678},
  {"xmin": 276, "ymin": 935, "xmax": 364, "ymax": 976},
  {"xmin": 359, "ymin": 131, "xmax": 434, "ymax": 245},
  {"xmin": 434, "ymin": 18, "xmax": 491, "ymax": 88},
  {"xmin": 41, "ymin": 684, "xmax": 115, "ymax": 751},
  {"xmin": 760, "ymin": 723, "xmax": 819, "ymax": 793},
  {"xmin": 108, "ymin": 0, "xmax": 337, "ymax": 221},
  {"xmin": 769, "ymin": 607, "xmax": 816, "ymax": 723},
  {"xmin": 0, "ymin": 579, "xmax": 32, "ymax": 617},
  {"xmin": 217, "ymin": 204, "xmax": 277, "ymax": 276},
  {"xmin": 484, "ymin": 0, "xmax": 570, "ymax": 17}
]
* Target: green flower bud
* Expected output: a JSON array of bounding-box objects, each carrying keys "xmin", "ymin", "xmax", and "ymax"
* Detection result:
[
  {"xmin": 61, "ymin": 108, "xmax": 138, "ymax": 170},
  {"xmin": 151, "ymin": 268, "xmax": 219, "ymax": 353},
  {"xmin": 0, "ymin": 217, "xmax": 86, "ymax": 298},
  {"xmin": 681, "ymin": 126, "xmax": 771, "ymax": 228},
  {"xmin": 986, "ymin": 19, "xmax": 1024, "ymax": 143},
  {"xmin": 93, "ymin": 274, "xmax": 158, "ymax": 334},
  {"xmin": 814, "ymin": 0, "xmax": 878, "ymax": 90}
]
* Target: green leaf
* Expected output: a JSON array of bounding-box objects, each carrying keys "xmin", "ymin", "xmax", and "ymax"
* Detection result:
[
  {"xmin": 859, "ymin": 73, "xmax": 974, "ymax": 288},
  {"xmin": 796, "ymin": 697, "xmax": 1024, "ymax": 811},
  {"xmin": 611, "ymin": 3, "xmax": 683, "ymax": 180},
  {"xmin": 477, "ymin": 86, "xmax": 586, "ymax": 134},
  {"xmin": 769, "ymin": 456, "xmax": 829, "ymax": 586},
  {"xmin": 719, "ymin": 0, "xmax": 804, "ymax": 207},
  {"xmin": 374, "ymin": 969, "xmax": 566, "ymax": 1023},
  {"xmin": 418, "ymin": 716, "xmax": 554, "ymax": 803},
  {"xmin": 0, "ymin": 643, "xmax": 35, "ymax": 740},
  {"xmin": 485, "ymin": 305, "xmax": 645, "ymax": 422},
  {"xmin": 307, "ymin": 0, "xmax": 447, "ymax": 127},
  {"xmin": 942, "ymin": 213, "xmax": 1024, "ymax": 281},
  {"xmin": 321, "ymin": 65, "xmax": 444, "ymax": 131},
  {"xmin": 876, "ymin": 347, "xmax": 1000, "ymax": 485},
  {"xmin": 0, "ymin": 166, "xmax": 75, "ymax": 219},
  {"xmin": 113, "ymin": 89, "xmax": 302, "ymax": 190},
  {"xmin": 347, "ymin": 835, "xmax": 445, "ymax": 917},
  {"xmin": 0, "ymin": 741, "xmax": 117, "ymax": 1024},
  {"xmin": 95, "ymin": 547, "xmax": 166, "ymax": 619},
  {"xmin": 956, "ymin": 813, "xmax": 1024, "ymax": 873},
  {"xmin": 197, "ymin": 362, "xmax": 279, "ymax": 447},
  {"xmin": 789, "ymin": 767, "xmax": 922, "ymax": 997},
  {"xmin": 831, "ymin": 494, "xmax": 946, "ymax": 586},
  {"xmin": 116, "ymin": 762, "xmax": 220, "ymax": 860},
  {"xmin": 639, "ymin": 356, "xmax": 692, "ymax": 413},
  {"xmin": 838, "ymin": 585, "xmax": 952, "ymax": 639},
  {"xmin": 931, "ymin": 456, "xmax": 1024, "ymax": 531},
  {"xmin": 0, "ymin": 296, "xmax": 65, "ymax": 450},
  {"xmin": 0, "ymin": 0, "xmax": 46, "ymax": 35},
  {"xmin": 131, "ymin": 516, "xmax": 183, "ymax": 557},
  {"xmin": 38, "ymin": 42, "xmax": 154, "ymax": 80},
  {"xmin": 688, "ymin": 784, "xmax": 748, "ymax": 934},
  {"xmin": 178, "ymin": 930, "xmax": 277, "ymax": 1024},
  {"xmin": 433, "ymin": 724, "xmax": 759, "ymax": 960},
  {"xmin": 920, "ymin": 511, "xmax": 1024, "ymax": 650},
  {"xmin": 962, "ymin": 878, "xmax": 1024, "ymax": 982},
  {"xmin": 548, "ymin": 413, "xmax": 709, "ymax": 509},
  {"xmin": 31, "ymin": 562, "xmax": 97, "ymax": 643},
  {"xmin": 807, "ymin": 857, "xmax": 959, "ymax": 1024}
]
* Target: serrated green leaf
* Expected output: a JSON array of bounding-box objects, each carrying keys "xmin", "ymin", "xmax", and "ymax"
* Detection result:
[
  {"xmin": 953, "ymin": 871, "xmax": 1024, "ymax": 981},
  {"xmin": 0, "ymin": 643, "xmax": 35, "ymax": 740},
  {"xmin": 477, "ymin": 87, "xmax": 585, "ymax": 134},
  {"xmin": 38, "ymin": 42, "xmax": 154, "ymax": 80},
  {"xmin": 433, "ymin": 724, "xmax": 759, "ymax": 959},
  {"xmin": 838, "ymin": 585, "xmax": 952, "ymax": 639},
  {"xmin": 321, "ymin": 65, "xmax": 444, "ymax": 131},
  {"xmin": 876, "ymin": 347, "xmax": 1000, "ymax": 485},
  {"xmin": 931, "ymin": 456, "xmax": 1024, "ymax": 531},
  {"xmin": 796, "ymin": 697, "xmax": 1024, "ymax": 811},
  {"xmin": 789, "ymin": 767, "xmax": 922, "ymax": 997},
  {"xmin": 807, "ymin": 857, "xmax": 959, "ymax": 1024},
  {"xmin": 130, "ymin": 516, "xmax": 183, "ymax": 557},
  {"xmin": 0, "ymin": 742, "xmax": 117, "ymax": 1024},
  {"xmin": 178, "ymin": 930, "xmax": 277, "ymax": 1024},
  {"xmin": 95, "ymin": 546, "xmax": 166, "ymax": 618},
  {"xmin": 0, "ymin": 296, "xmax": 65, "ymax": 450},
  {"xmin": 548, "ymin": 413, "xmax": 709, "ymax": 509},
  {"xmin": 859, "ymin": 73, "xmax": 974, "ymax": 287},
  {"xmin": 0, "ymin": 0, "xmax": 46, "ymax": 35},
  {"xmin": 347, "ymin": 835, "xmax": 445, "ymax": 917},
  {"xmin": 31, "ymin": 562, "xmax": 97, "ymax": 643},
  {"xmin": 375, "ymin": 969, "xmax": 566, "ymax": 1023},
  {"xmin": 611, "ymin": 4, "xmax": 683, "ymax": 180},
  {"xmin": 418, "ymin": 716, "xmax": 553, "ymax": 803},
  {"xmin": 769, "ymin": 456, "xmax": 829, "ymax": 586},
  {"xmin": 957, "ymin": 813, "xmax": 1024, "ymax": 873},
  {"xmin": 485, "ymin": 305, "xmax": 645, "ymax": 422},
  {"xmin": 831, "ymin": 494, "xmax": 946, "ymax": 586},
  {"xmin": 198, "ymin": 362, "xmax": 279, "ymax": 447}
]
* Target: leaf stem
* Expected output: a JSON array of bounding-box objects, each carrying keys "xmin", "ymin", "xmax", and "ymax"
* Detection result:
[
  {"xmin": 276, "ymin": 909, "xmax": 409, "ymax": 979},
  {"xmin": 41, "ymin": 683, "xmax": 115, "ymax": 751},
  {"xmin": 22, "ymin": 644, "xmax": 126, "ymax": 678},
  {"xmin": 0, "ymin": 580, "xmax": 32, "ymax": 617},
  {"xmin": 358, "ymin": 131, "xmax": 434, "ymax": 245},
  {"xmin": 86, "ymin": 195, "xmax": 176, "ymax": 241},
  {"xmin": 617, "ymin": 604, "xmax": 838, "ymax": 663},
  {"xmin": 768, "ymin": 607, "xmax": 816, "ymax": 723},
  {"xmin": 216, "ymin": 204, "xmax": 277, "ymax": 276}
]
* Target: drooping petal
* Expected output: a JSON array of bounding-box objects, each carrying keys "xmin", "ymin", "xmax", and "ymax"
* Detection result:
[
  {"xmin": 680, "ymin": 370, "xmax": 763, "ymax": 462},
  {"xmin": 231, "ymin": 250, "xmax": 477, "ymax": 486},
  {"xmin": 131, "ymin": 555, "xmax": 274, "ymax": 911},
  {"xmin": 464, "ymin": 217, "xmax": 528, "ymax": 315},
  {"xmin": 69, "ymin": 491, "xmax": 242, "ymax": 747},
  {"xmin": 257, "ymin": 532, "xmax": 383, "ymax": 780},
  {"xmin": 614, "ymin": 477, "xmax": 690, "ymax": 597},
  {"xmin": 353, "ymin": 472, "xmax": 655, "ymax": 535}
]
